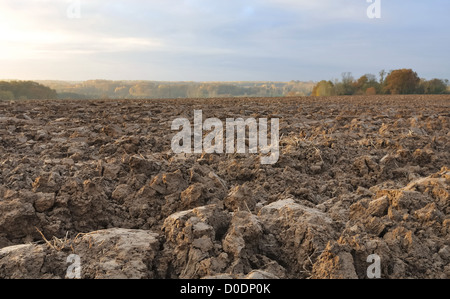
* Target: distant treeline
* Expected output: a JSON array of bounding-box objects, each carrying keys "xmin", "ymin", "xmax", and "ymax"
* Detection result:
[
  {"xmin": 2, "ymin": 72, "xmax": 448, "ymax": 101},
  {"xmin": 312, "ymin": 69, "xmax": 449, "ymax": 96},
  {"xmin": 0, "ymin": 81, "xmax": 57, "ymax": 100},
  {"xmin": 36, "ymin": 80, "xmax": 315, "ymax": 100}
]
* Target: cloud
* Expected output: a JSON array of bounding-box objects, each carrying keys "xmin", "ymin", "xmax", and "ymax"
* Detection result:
[
  {"xmin": 0, "ymin": 0, "xmax": 449, "ymax": 81},
  {"xmin": 260, "ymin": 0, "xmax": 368, "ymax": 23},
  {"xmin": 0, "ymin": 1, "xmax": 167, "ymax": 60}
]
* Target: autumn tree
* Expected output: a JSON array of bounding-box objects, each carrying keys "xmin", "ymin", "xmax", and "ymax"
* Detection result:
[
  {"xmin": 312, "ymin": 80, "xmax": 335, "ymax": 96},
  {"xmin": 383, "ymin": 69, "xmax": 420, "ymax": 94},
  {"xmin": 365, "ymin": 87, "xmax": 377, "ymax": 95},
  {"xmin": 353, "ymin": 74, "xmax": 380, "ymax": 95}
]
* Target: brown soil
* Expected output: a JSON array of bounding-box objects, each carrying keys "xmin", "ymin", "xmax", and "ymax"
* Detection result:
[{"xmin": 0, "ymin": 95, "xmax": 449, "ymax": 279}]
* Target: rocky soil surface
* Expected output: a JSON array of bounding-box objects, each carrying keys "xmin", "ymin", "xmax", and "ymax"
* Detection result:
[{"xmin": 0, "ymin": 95, "xmax": 449, "ymax": 279}]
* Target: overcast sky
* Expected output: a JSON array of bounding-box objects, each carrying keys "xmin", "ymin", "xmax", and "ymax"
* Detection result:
[{"xmin": 1, "ymin": 0, "xmax": 449, "ymax": 82}]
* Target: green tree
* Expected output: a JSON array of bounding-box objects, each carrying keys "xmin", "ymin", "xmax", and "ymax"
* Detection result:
[
  {"xmin": 0, "ymin": 90, "xmax": 15, "ymax": 101},
  {"xmin": 334, "ymin": 72, "xmax": 355, "ymax": 95},
  {"xmin": 0, "ymin": 81, "xmax": 57, "ymax": 100},
  {"xmin": 379, "ymin": 70, "xmax": 386, "ymax": 85},
  {"xmin": 420, "ymin": 78, "xmax": 448, "ymax": 94}
]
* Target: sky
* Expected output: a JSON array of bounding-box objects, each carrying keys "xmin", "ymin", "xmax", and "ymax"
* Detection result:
[{"xmin": 0, "ymin": 0, "xmax": 449, "ymax": 82}]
